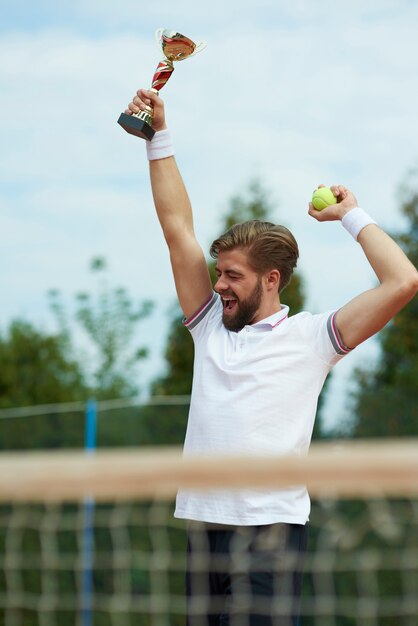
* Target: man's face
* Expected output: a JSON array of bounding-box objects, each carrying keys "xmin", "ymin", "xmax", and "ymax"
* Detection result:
[{"xmin": 214, "ymin": 248, "xmax": 264, "ymax": 331}]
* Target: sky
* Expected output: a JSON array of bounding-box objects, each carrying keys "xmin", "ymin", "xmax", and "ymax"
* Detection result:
[{"xmin": 1, "ymin": 0, "xmax": 417, "ymax": 430}]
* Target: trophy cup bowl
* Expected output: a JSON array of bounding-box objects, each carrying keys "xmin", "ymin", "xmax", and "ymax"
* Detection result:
[{"xmin": 118, "ymin": 29, "xmax": 206, "ymax": 140}]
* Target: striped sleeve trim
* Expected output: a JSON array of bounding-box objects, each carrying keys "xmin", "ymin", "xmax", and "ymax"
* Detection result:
[
  {"xmin": 183, "ymin": 292, "xmax": 218, "ymax": 330},
  {"xmin": 327, "ymin": 311, "xmax": 353, "ymax": 355}
]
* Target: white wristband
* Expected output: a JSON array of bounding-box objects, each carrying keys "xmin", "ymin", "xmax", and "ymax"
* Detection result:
[
  {"xmin": 146, "ymin": 128, "xmax": 174, "ymax": 161},
  {"xmin": 341, "ymin": 207, "xmax": 377, "ymax": 241}
]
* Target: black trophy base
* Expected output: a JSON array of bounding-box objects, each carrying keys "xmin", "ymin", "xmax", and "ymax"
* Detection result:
[{"xmin": 117, "ymin": 112, "xmax": 155, "ymax": 141}]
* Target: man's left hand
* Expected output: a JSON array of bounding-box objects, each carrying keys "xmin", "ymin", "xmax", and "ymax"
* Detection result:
[{"xmin": 309, "ymin": 184, "xmax": 358, "ymax": 222}]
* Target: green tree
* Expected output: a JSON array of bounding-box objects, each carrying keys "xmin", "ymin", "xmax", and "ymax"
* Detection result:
[
  {"xmin": 0, "ymin": 319, "xmax": 88, "ymax": 449},
  {"xmin": 49, "ymin": 256, "xmax": 153, "ymax": 400},
  {"xmin": 347, "ymin": 172, "xmax": 418, "ymax": 438},
  {"xmin": 0, "ymin": 257, "xmax": 153, "ymax": 450},
  {"xmin": 0, "ymin": 320, "xmax": 87, "ymax": 409}
]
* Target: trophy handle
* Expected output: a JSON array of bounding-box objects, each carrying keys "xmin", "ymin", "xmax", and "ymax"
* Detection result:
[
  {"xmin": 155, "ymin": 28, "xmax": 164, "ymax": 46},
  {"xmin": 190, "ymin": 40, "xmax": 207, "ymax": 57}
]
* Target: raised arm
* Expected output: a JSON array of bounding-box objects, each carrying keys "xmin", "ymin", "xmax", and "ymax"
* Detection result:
[
  {"xmin": 125, "ymin": 89, "xmax": 212, "ymax": 318},
  {"xmin": 309, "ymin": 185, "xmax": 418, "ymax": 349}
]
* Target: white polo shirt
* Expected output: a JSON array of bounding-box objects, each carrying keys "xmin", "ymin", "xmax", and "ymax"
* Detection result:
[{"xmin": 174, "ymin": 292, "xmax": 352, "ymax": 526}]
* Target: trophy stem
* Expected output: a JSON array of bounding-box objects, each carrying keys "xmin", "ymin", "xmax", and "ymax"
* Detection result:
[{"xmin": 151, "ymin": 59, "xmax": 175, "ymax": 92}]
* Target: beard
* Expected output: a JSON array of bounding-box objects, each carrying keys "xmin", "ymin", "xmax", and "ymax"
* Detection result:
[{"xmin": 222, "ymin": 277, "xmax": 263, "ymax": 332}]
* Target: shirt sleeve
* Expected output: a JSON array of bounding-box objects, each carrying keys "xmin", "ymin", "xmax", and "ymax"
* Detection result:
[
  {"xmin": 297, "ymin": 309, "xmax": 354, "ymax": 366},
  {"xmin": 182, "ymin": 292, "xmax": 221, "ymax": 341}
]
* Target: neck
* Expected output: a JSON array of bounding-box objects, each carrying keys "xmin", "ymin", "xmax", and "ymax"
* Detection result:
[{"xmin": 251, "ymin": 298, "xmax": 282, "ymax": 325}]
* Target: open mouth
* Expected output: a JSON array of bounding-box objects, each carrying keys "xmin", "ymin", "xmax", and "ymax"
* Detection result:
[{"xmin": 222, "ymin": 297, "xmax": 238, "ymax": 315}]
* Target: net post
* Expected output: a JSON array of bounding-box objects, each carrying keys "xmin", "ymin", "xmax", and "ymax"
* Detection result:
[
  {"xmin": 81, "ymin": 398, "xmax": 97, "ymax": 626},
  {"xmin": 85, "ymin": 398, "xmax": 97, "ymax": 453}
]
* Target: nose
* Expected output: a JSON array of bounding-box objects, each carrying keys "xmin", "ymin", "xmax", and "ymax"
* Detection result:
[{"xmin": 214, "ymin": 275, "xmax": 228, "ymax": 293}]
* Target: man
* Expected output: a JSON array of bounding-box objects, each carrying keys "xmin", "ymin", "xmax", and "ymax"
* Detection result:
[{"xmin": 125, "ymin": 89, "xmax": 418, "ymax": 626}]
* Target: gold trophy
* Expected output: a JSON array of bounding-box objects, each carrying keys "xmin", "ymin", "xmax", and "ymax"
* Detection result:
[{"xmin": 118, "ymin": 29, "xmax": 206, "ymax": 140}]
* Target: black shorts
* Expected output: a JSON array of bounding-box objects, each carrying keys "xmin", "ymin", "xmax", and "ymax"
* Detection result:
[{"xmin": 186, "ymin": 522, "xmax": 308, "ymax": 626}]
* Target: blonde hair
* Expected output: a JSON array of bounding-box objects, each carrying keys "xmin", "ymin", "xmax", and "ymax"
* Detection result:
[{"xmin": 210, "ymin": 220, "xmax": 299, "ymax": 292}]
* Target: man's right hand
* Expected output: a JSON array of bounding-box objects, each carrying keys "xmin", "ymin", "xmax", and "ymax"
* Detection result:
[{"xmin": 124, "ymin": 89, "xmax": 167, "ymax": 132}]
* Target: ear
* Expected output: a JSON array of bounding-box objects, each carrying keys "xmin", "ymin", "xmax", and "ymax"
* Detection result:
[{"xmin": 264, "ymin": 269, "xmax": 281, "ymax": 292}]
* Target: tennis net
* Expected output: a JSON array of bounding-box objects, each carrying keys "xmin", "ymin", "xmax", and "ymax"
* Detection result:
[{"xmin": 0, "ymin": 440, "xmax": 417, "ymax": 626}]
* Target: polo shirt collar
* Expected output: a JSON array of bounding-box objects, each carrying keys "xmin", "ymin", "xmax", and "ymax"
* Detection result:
[{"xmin": 251, "ymin": 305, "xmax": 289, "ymax": 330}]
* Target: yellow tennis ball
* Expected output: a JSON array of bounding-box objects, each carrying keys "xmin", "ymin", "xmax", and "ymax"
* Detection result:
[{"xmin": 312, "ymin": 187, "xmax": 337, "ymax": 211}]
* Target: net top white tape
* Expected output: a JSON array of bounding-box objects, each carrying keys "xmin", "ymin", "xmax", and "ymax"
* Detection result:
[{"xmin": 0, "ymin": 439, "xmax": 417, "ymax": 502}]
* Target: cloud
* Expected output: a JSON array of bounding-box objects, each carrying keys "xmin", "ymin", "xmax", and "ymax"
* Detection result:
[{"xmin": 68, "ymin": 0, "xmax": 418, "ymax": 35}]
